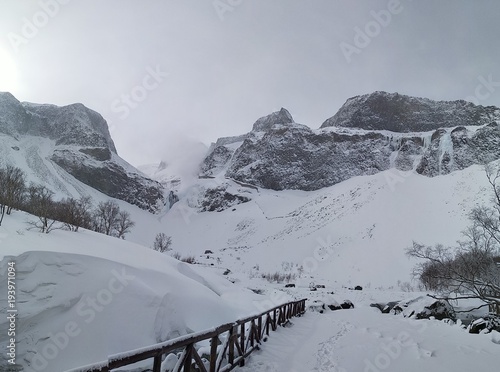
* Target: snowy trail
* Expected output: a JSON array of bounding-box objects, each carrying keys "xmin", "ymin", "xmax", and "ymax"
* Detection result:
[
  {"xmin": 239, "ymin": 311, "xmax": 351, "ymax": 372},
  {"xmin": 240, "ymin": 307, "xmax": 500, "ymax": 372}
]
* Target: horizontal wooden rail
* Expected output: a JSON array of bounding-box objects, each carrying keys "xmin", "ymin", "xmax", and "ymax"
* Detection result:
[{"xmin": 66, "ymin": 298, "xmax": 306, "ymax": 372}]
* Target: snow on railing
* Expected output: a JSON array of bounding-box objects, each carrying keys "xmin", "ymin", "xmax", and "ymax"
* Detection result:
[{"xmin": 65, "ymin": 298, "xmax": 307, "ymax": 372}]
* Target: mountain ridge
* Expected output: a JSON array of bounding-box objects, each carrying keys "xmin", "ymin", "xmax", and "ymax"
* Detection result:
[
  {"xmin": 0, "ymin": 92, "xmax": 166, "ymax": 212},
  {"xmin": 200, "ymin": 91, "xmax": 500, "ymax": 191}
]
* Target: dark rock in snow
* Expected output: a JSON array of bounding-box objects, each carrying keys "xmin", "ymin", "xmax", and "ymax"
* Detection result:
[
  {"xmin": 329, "ymin": 300, "xmax": 354, "ymax": 311},
  {"xmin": 370, "ymin": 301, "xmax": 400, "ymax": 314},
  {"xmin": 415, "ymin": 300, "xmax": 456, "ymax": 321},
  {"xmin": 468, "ymin": 314, "xmax": 500, "ymax": 334},
  {"xmin": 340, "ymin": 300, "xmax": 354, "ymax": 309},
  {"xmin": 199, "ymin": 185, "xmax": 251, "ymax": 212}
]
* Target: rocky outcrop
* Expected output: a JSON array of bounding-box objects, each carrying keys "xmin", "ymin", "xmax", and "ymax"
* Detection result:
[
  {"xmin": 199, "ymin": 185, "xmax": 251, "ymax": 212},
  {"xmin": 321, "ymin": 91, "xmax": 499, "ymax": 132},
  {"xmin": 200, "ymin": 93, "xmax": 500, "ymax": 191}
]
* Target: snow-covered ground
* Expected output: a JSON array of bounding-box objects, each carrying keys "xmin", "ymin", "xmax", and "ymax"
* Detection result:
[
  {"xmin": 239, "ymin": 305, "xmax": 500, "ymax": 372},
  {"xmin": 0, "ymin": 213, "xmax": 265, "ymax": 371},
  {"xmin": 1, "ymin": 161, "xmax": 499, "ymax": 371}
]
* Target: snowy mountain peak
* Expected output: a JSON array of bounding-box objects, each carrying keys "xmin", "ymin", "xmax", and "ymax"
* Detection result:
[
  {"xmin": 321, "ymin": 91, "xmax": 500, "ymax": 132},
  {"xmin": 252, "ymin": 107, "xmax": 294, "ymax": 132},
  {"xmin": 201, "ymin": 92, "xmax": 500, "ymax": 191},
  {"xmin": 0, "ymin": 92, "xmax": 166, "ymax": 212}
]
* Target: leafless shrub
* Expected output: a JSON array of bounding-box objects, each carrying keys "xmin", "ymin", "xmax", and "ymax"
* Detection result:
[
  {"xmin": 407, "ymin": 164, "xmax": 500, "ymax": 313},
  {"xmin": 181, "ymin": 255, "xmax": 196, "ymax": 264},
  {"xmin": 261, "ymin": 272, "xmax": 296, "ymax": 283},
  {"xmin": 153, "ymin": 233, "xmax": 172, "ymax": 252}
]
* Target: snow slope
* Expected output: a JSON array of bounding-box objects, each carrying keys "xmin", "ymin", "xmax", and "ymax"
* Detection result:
[
  {"xmin": 156, "ymin": 163, "xmax": 493, "ymax": 289},
  {"xmin": 0, "ymin": 213, "xmax": 264, "ymax": 372},
  {"xmin": 1, "ymin": 162, "xmax": 498, "ymax": 371}
]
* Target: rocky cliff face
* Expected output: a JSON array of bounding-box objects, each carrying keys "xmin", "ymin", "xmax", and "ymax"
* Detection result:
[
  {"xmin": 321, "ymin": 91, "xmax": 499, "ymax": 132},
  {"xmin": 0, "ymin": 92, "xmax": 166, "ymax": 212},
  {"xmin": 200, "ymin": 93, "xmax": 500, "ymax": 191}
]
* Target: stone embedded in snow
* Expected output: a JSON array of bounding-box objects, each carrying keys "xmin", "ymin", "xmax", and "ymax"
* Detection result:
[
  {"xmin": 416, "ymin": 300, "xmax": 456, "ymax": 321},
  {"xmin": 468, "ymin": 314, "xmax": 500, "ymax": 334}
]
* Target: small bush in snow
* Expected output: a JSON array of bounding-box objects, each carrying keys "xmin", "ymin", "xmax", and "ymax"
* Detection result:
[
  {"xmin": 153, "ymin": 233, "xmax": 172, "ymax": 252},
  {"xmin": 261, "ymin": 272, "xmax": 296, "ymax": 283},
  {"xmin": 181, "ymin": 255, "xmax": 196, "ymax": 264}
]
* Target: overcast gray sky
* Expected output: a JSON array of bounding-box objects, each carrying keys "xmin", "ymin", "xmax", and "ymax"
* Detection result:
[{"xmin": 1, "ymin": 0, "xmax": 500, "ymax": 166}]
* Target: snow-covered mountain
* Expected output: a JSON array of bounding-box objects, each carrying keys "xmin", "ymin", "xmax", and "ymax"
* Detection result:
[
  {"xmin": 0, "ymin": 92, "xmax": 166, "ymax": 212},
  {"xmin": 1, "ymin": 91, "xmax": 500, "ymax": 372},
  {"xmin": 200, "ymin": 92, "xmax": 500, "ymax": 191}
]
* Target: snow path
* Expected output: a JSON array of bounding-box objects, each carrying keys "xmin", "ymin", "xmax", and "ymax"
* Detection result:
[
  {"xmin": 239, "ymin": 311, "xmax": 352, "ymax": 372},
  {"xmin": 240, "ymin": 307, "xmax": 500, "ymax": 372}
]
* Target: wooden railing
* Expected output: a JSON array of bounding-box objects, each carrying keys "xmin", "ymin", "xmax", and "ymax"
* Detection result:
[{"xmin": 66, "ymin": 298, "xmax": 306, "ymax": 372}]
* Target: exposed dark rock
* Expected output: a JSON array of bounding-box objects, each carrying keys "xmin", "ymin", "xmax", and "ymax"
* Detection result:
[
  {"xmin": 415, "ymin": 300, "xmax": 456, "ymax": 321},
  {"xmin": 329, "ymin": 300, "xmax": 354, "ymax": 311},
  {"xmin": 51, "ymin": 150, "xmax": 165, "ymax": 213},
  {"xmin": 168, "ymin": 191, "xmax": 179, "ymax": 208},
  {"xmin": 252, "ymin": 108, "xmax": 294, "ymax": 132},
  {"xmin": 201, "ymin": 92, "xmax": 500, "ymax": 191},
  {"xmin": 468, "ymin": 314, "xmax": 500, "ymax": 334},
  {"xmin": 370, "ymin": 301, "xmax": 400, "ymax": 314},
  {"xmin": 201, "ymin": 92, "xmax": 500, "ymax": 192},
  {"xmin": 79, "ymin": 147, "xmax": 112, "ymax": 161},
  {"xmin": 340, "ymin": 300, "xmax": 354, "ymax": 309},
  {"xmin": 321, "ymin": 91, "xmax": 499, "ymax": 132},
  {"xmin": 354, "ymin": 285, "xmax": 363, "ymax": 290},
  {"xmin": 285, "ymin": 283, "xmax": 295, "ymax": 288},
  {"xmin": 199, "ymin": 185, "xmax": 251, "ymax": 212}
]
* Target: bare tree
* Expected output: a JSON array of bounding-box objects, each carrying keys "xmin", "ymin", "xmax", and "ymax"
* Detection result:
[
  {"xmin": 0, "ymin": 165, "xmax": 26, "ymax": 225},
  {"xmin": 59, "ymin": 196, "xmax": 93, "ymax": 232},
  {"xmin": 93, "ymin": 200, "xmax": 120, "ymax": 235},
  {"xmin": 26, "ymin": 184, "xmax": 59, "ymax": 233},
  {"xmin": 115, "ymin": 210, "xmax": 135, "ymax": 239},
  {"xmin": 153, "ymin": 233, "xmax": 172, "ymax": 252},
  {"xmin": 407, "ymin": 164, "xmax": 500, "ymax": 313}
]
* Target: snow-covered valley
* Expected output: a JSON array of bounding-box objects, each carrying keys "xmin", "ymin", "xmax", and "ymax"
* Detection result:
[
  {"xmin": 2, "ymin": 161, "xmax": 499, "ymax": 371},
  {"xmin": 1, "ymin": 92, "xmax": 500, "ymax": 371}
]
